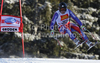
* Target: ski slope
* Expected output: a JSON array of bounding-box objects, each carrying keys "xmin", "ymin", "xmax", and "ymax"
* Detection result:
[{"xmin": 0, "ymin": 58, "xmax": 100, "ymax": 63}]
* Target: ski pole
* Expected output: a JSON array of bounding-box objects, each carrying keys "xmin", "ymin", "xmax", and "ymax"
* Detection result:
[
  {"xmin": 86, "ymin": 29, "xmax": 98, "ymax": 42},
  {"xmin": 53, "ymin": 37, "xmax": 63, "ymax": 49},
  {"xmin": 50, "ymin": 29, "xmax": 63, "ymax": 49}
]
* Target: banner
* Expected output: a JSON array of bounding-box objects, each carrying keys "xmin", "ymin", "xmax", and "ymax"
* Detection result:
[{"xmin": 0, "ymin": 15, "xmax": 23, "ymax": 32}]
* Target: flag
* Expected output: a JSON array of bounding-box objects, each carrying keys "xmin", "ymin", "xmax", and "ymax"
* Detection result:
[
  {"xmin": 0, "ymin": 15, "xmax": 23, "ymax": 32},
  {"xmin": 0, "ymin": 0, "xmax": 25, "ymax": 57}
]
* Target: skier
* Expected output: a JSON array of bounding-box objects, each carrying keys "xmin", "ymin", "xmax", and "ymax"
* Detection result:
[{"xmin": 50, "ymin": 2, "xmax": 95, "ymax": 49}]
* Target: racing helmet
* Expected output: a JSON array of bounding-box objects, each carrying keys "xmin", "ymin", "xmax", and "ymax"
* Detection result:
[{"xmin": 59, "ymin": 2, "xmax": 67, "ymax": 12}]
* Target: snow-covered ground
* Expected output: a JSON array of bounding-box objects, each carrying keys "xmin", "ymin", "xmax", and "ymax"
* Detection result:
[{"xmin": 0, "ymin": 58, "xmax": 100, "ymax": 63}]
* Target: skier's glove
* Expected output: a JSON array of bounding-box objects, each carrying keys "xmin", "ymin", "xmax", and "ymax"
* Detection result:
[
  {"xmin": 50, "ymin": 30, "xmax": 54, "ymax": 36},
  {"xmin": 80, "ymin": 25, "xmax": 86, "ymax": 31}
]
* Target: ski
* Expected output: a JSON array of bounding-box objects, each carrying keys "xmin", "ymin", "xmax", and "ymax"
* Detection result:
[
  {"xmin": 87, "ymin": 42, "xmax": 100, "ymax": 51},
  {"xmin": 74, "ymin": 40, "xmax": 86, "ymax": 50}
]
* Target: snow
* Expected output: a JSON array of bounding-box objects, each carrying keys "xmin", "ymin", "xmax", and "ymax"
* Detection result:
[{"xmin": 0, "ymin": 58, "xmax": 100, "ymax": 63}]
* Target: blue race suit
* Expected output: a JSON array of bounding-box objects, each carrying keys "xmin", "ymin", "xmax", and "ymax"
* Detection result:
[{"xmin": 50, "ymin": 9, "xmax": 88, "ymax": 41}]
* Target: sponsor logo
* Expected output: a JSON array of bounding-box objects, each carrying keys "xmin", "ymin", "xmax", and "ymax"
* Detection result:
[
  {"xmin": 4, "ymin": 17, "xmax": 18, "ymax": 24},
  {"xmin": 62, "ymin": 20, "xmax": 68, "ymax": 25},
  {"xmin": 61, "ymin": 14, "xmax": 68, "ymax": 21}
]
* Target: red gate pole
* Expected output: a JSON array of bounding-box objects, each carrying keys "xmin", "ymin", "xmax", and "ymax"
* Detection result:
[
  {"xmin": 19, "ymin": 0, "xmax": 25, "ymax": 57},
  {"xmin": 0, "ymin": 0, "xmax": 4, "ymax": 31},
  {"xmin": 0, "ymin": 0, "xmax": 3, "ymax": 15}
]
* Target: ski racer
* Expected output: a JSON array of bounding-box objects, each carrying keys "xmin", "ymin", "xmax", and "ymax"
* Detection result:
[{"xmin": 50, "ymin": 2, "xmax": 95, "ymax": 49}]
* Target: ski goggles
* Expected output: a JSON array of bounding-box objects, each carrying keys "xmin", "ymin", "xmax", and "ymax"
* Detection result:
[{"xmin": 60, "ymin": 8, "xmax": 66, "ymax": 11}]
